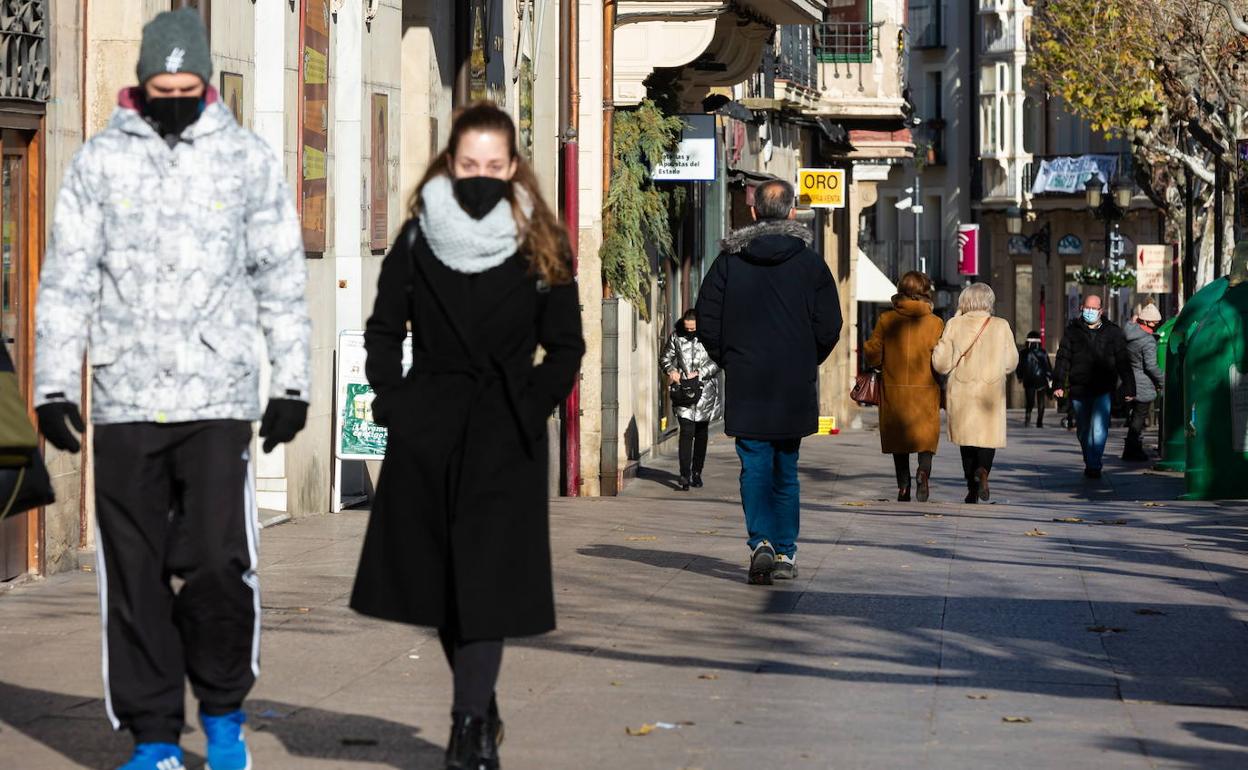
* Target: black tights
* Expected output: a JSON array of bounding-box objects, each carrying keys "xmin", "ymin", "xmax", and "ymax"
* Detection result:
[
  {"xmin": 438, "ymin": 627, "xmax": 504, "ymax": 718},
  {"xmin": 1024, "ymin": 388, "xmax": 1047, "ymax": 425},
  {"xmin": 892, "ymin": 452, "xmax": 933, "ymax": 488},
  {"xmin": 959, "ymin": 446, "xmax": 996, "ymax": 483}
]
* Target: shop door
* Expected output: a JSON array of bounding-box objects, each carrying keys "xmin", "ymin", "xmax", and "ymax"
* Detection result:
[{"xmin": 0, "ymin": 130, "xmax": 32, "ymax": 581}]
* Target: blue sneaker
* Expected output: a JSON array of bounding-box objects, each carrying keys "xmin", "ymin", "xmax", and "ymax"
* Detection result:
[
  {"xmin": 200, "ymin": 710, "xmax": 252, "ymax": 770},
  {"xmin": 117, "ymin": 743, "xmax": 185, "ymax": 770}
]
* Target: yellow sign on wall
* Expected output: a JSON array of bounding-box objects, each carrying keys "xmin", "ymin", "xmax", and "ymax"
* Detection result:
[{"xmin": 798, "ymin": 168, "xmax": 846, "ymax": 209}]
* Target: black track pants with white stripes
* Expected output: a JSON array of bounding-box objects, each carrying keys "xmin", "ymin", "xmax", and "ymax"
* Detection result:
[{"xmin": 93, "ymin": 420, "xmax": 259, "ymax": 745}]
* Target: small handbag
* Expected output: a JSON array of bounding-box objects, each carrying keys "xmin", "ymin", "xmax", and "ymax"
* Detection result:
[
  {"xmin": 667, "ymin": 338, "xmax": 704, "ymax": 409},
  {"xmin": 851, "ymin": 369, "xmax": 883, "ymax": 407},
  {"xmin": 0, "ymin": 340, "xmax": 54, "ymax": 521}
]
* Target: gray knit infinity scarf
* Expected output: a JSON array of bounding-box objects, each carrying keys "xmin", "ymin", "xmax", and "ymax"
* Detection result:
[{"xmin": 419, "ymin": 174, "xmax": 531, "ymax": 274}]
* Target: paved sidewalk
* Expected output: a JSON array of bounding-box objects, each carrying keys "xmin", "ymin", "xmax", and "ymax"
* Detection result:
[{"xmin": 2, "ymin": 414, "xmax": 1248, "ymax": 769}]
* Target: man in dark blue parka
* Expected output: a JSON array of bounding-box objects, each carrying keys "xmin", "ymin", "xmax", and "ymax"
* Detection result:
[{"xmin": 696, "ymin": 180, "xmax": 842, "ymax": 585}]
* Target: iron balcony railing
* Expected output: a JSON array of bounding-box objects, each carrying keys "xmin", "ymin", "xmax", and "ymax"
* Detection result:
[
  {"xmin": 775, "ymin": 25, "xmax": 818, "ymax": 91},
  {"xmin": 910, "ymin": 2, "xmax": 943, "ymax": 49},
  {"xmin": 814, "ymin": 22, "xmax": 882, "ymax": 63}
]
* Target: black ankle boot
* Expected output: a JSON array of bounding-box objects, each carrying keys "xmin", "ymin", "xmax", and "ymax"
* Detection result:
[
  {"xmin": 898, "ymin": 477, "xmax": 912, "ymax": 502},
  {"xmin": 964, "ymin": 481, "xmax": 978, "ymax": 504},
  {"xmin": 446, "ymin": 712, "xmax": 500, "ymax": 770},
  {"xmin": 690, "ymin": 472, "xmax": 703, "ymax": 488}
]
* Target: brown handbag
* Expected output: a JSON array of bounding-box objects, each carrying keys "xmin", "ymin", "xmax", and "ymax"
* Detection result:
[{"xmin": 851, "ymin": 369, "xmax": 883, "ymax": 407}]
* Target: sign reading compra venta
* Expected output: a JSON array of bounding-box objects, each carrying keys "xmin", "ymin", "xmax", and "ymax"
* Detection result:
[
  {"xmin": 798, "ymin": 169, "xmax": 846, "ymax": 209},
  {"xmin": 652, "ymin": 115, "xmax": 717, "ymax": 182}
]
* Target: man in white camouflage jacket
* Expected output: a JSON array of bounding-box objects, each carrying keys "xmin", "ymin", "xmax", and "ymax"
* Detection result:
[{"xmin": 33, "ymin": 9, "xmax": 310, "ymax": 770}]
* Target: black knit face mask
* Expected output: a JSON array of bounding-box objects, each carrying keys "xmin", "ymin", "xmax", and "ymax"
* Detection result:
[
  {"xmin": 452, "ymin": 176, "xmax": 510, "ymax": 220},
  {"xmin": 143, "ymin": 96, "xmax": 203, "ymax": 138}
]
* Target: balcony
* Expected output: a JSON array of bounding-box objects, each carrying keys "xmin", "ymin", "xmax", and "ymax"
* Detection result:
[
  {"xmin": 910, "ymin": 2, "xmax": 943, "ymax": 49},
  {"xmin": 980, "ymin": 15, "xmax": 1017, "ymax": 56},
  {"xmin": 914, "ymin": 121, "xmax": 946, "ymax": 166},
  {"xmin": 814, "ymin": 21, "xmax": 881, "ymax": 63}
]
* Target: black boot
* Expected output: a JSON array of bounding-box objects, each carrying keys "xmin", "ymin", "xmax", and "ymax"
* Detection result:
[
  {"xmin": 447, "ymin": 712, "xmax": 500, "ymax": 770},
  {"xmin": 678, "ymin": 475, "xmax": 690, "ymax": 491},
  {"xmin": 690, "ymin": 472, "xmax": 703, "ymax": 488},
  {"xmin": 1024, "ymin": 410, "xmax": 1032, "ymax": 427},
  {"xmin": 964, "ymin": 479, "xmax": 978, "ymax": 504},
  {"xmin": 898, "ymin": 477, "xmax": 912, "ymax": 502}
]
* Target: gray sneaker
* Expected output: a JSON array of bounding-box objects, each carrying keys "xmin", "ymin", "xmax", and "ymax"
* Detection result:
[
  {"xmin": 748, "ymin": 541, "xmax": 776, "ymax": 585},
  {"xmin": 773, "ymin": 554, "xmax": 797, "ymax": 580}
]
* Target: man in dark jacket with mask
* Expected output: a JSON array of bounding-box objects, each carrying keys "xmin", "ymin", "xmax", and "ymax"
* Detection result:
[
  {"xmin": 1052, "ymin": 294, "xmax": 1135, "ymax": 478},
  {"xmin": 34, "ymin": 10, "xmax": 309, "ymax": 770},
  {"xmin": 696, "ymin": 180, "xmax": 842, "ymax": 585}
]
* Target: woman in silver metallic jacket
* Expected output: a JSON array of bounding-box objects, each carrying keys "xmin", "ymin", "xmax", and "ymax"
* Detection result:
[{"xmin": 661, "ymin": 309, "xmax": 722, "ymax": 490}]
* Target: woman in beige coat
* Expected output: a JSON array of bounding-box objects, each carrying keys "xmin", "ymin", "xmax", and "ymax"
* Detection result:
[{"xmin": 932, "ymin": 283, "xmax": 1019, "ymax": 503}]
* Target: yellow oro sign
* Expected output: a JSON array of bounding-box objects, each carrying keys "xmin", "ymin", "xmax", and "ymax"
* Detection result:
[{"xmin": 798, "ymin": 168, "xmax": 846, "ymax": 209}]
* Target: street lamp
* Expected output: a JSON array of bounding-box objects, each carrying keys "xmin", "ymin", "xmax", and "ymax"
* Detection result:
[
  {"xmin": 1006, "ymin": 205, "xmax": 1052, "ymax": 345},
  {"xmin": 1085, "ymin": 173, "xmax": 1134, "ymax": 320}
]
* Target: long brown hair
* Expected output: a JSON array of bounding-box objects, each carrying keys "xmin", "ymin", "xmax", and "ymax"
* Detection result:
[{"xmin": 410, "ymin": 102, "xmax": 572, "ymax": 285}]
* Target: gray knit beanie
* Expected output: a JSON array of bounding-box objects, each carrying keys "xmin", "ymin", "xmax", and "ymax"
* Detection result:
[{"xmin": 136, "ymin": 8, "xmax": 212, "ymax": 85}]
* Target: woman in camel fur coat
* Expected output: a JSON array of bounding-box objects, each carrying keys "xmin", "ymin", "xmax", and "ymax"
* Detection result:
[{"xmin": 932, "ymin": 283, "xmax": 1019, "ymax": 504}]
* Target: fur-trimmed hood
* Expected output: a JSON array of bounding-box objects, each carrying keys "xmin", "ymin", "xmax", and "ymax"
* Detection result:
[{"xmin": 719, "ymin": 219, "xmax": 814, "ymax": 263}]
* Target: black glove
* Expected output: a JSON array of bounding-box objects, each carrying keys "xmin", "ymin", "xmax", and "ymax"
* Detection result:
[
  {"xmin": 259, "ymin": 398, "xmax": 308, "ymax": 453},
  {"xmin": 36, "ymin": 401, "xmax": 85, "ymax": 454}
]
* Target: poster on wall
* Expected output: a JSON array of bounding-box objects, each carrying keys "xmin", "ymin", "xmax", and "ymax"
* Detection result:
[
  {"xmin": 370, "ymin": 93, "xmax": 389, "ymax": 251},
  {"xmin": 957, "ymin": 224, "xmax": 979, "ymax": 275},
  {"xmin": 335, "ymin": 330, "xmax": 412, "ymax": 461},
  {"xmin": 300, "ymin": 0, "xmax": 330, "ymax": 254},
  {"xmin": 220, "ymin": 72, "xmax": 244, "ymax": 126}
]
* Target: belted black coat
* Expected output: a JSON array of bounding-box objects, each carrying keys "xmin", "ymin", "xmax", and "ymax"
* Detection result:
[{"xmin": 349, "ymin": 220, "xmax": 584, "ymax": 638}]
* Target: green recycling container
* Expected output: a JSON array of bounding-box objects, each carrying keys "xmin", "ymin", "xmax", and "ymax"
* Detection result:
[
  {"xmin": 1181, "ymin": 280, "xmax": 1248, "ymax": 500},
  {"xmin": 1158, "ymin": 278, "xmax": 1228, "ymax": 471}
]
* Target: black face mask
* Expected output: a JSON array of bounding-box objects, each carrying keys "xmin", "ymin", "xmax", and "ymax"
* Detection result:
[
  {"xmin": 143, "ymin": 96, "xmax": 203, "ymax": 138},
  {"xmin": 452, "ymin": 176, "xmax": 510, "ymax": 220}
]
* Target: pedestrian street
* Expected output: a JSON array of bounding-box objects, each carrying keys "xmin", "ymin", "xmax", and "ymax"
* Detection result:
[{"xmin": 1, "ymin": 414, "xmax": 1246, "ymax": 769}]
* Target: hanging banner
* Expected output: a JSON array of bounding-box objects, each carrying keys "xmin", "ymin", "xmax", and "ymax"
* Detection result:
[
  {"xmin": 1030, "ymin": 155, "xmax": 1119, "ymax": 195},
  {"xmin": 300, "ymin": 0, "xmax": 331, "ymax": 254},
  {"xmin": 370, "ymin": 93, "xmax": 390, "ymax": 251},
  {"xmin": 957, "ymin": 224, "xmax": 979, "ymax": 275},
  {"xmin": 797, "ymin": 168, "xmax": 847, "ymax": 209},
  {"xmin": 1136, "ymin": 244, "xmax": 1173, "ymax": 294}
]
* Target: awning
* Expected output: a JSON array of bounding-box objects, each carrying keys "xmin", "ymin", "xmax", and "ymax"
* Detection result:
[{"xmin": 856, "ymin": 250, "xmax": 897, "ymax": 304}]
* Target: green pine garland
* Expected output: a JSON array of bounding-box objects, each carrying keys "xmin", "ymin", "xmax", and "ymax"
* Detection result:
[{"xmin": 601, "ymin": 100, "xmax": 686, "ymax": 320}]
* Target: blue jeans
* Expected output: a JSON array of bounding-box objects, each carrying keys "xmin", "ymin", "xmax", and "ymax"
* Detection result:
[
  {"xmin": 1072, "ymin": 393, "xmax": 1112, "ymax": 470},
  {"xmin": 736, "ymin": 438, "xmax": 801, "ymax": 557}
]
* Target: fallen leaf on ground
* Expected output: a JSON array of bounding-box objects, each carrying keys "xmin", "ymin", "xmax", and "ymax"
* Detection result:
[
  {"xmin": 925, "ymin": 539, "xmax": 938, "ymax": 544},
  {"xmin": 843, "ymin": 501, "xmax": 869, "ymax": 507},
  {"xmin": 626, "ymin": 535, "xmax": 658, "ymax": 542},
  {"xmin": 612, "ymin": 525, "xmax": 626, "ymax": 531},
  {"xmin": 698, "ymin": 674, "xmax": 719, "ymax": 680},
  {"xmin": 924, "ymin": 514, "xmax": 944, "ymax": 519},
  {"xmin": 1134, "ymin": 608, "xmax": 1168, "ymax": 616},
  {"xmin": 1052, "ymin": 517, "xmax": 1084, "ymax": 523},
  {"xmin": 1095, "ymin": 519, "xmax": 1129, "ymax": 526},
  {"xmin": 1142, "ymin": 502, "xmax": 1165, "ymax": 508},
  {"xmin": 625, "ymin": 722, "xmax": 691, "ymax": 736},
  {"xmin": 1025, "ymin": 528, "xmax": 1048, "ymax": 537},
  {"xmin": 1087, "ymin": 625, "xmax": 1127, "ymax": 634},
  {"xmin": 695, "ymin": 529, "xmax": 718, "ymax": 535},
  {"xmin": 1002, "ymin": 716, "xmax": 1032, "ymax": 724},
  {"xmin": 966, "ymin": 694, "xmax": 992, "ymax": 700},
  {"xmin": 626, "ymin": 724, "xmax": 655, "ymax": 736}
]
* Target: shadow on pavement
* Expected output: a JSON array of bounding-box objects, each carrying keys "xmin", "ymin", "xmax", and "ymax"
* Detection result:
[
  {"xmin": 576, "ymin": 544, "xmax": 746, "ymax": 583},
  {"xmin": 0, "ymin": 681, "xmax": 443, "ymax": 769}
]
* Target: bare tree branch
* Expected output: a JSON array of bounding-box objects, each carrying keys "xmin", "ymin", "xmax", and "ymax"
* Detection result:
[{"xmin": 1206, "ymin": 0, "xmax": 1248, "ymax": 36}]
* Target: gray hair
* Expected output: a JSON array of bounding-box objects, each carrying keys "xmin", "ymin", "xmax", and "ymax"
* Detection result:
[
  {"xmin": 958, "ymin": 282, "xmax": 996, "ymax": 314},
  {"xmin": 753, "ymin": 180, "xmax": 795, "ymax": 221}
]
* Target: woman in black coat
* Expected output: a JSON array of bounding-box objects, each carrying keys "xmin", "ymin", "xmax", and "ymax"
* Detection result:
[{"xmin": 350, "ymin": 103, "xmax": 584, "ymax": 770}]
